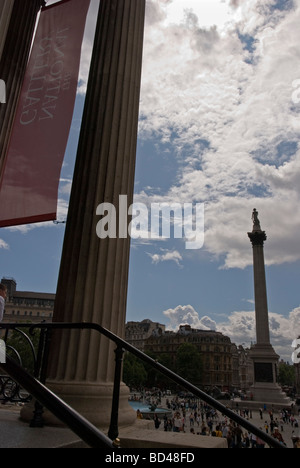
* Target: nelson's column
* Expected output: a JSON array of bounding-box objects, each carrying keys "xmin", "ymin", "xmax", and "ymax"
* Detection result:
[
  {"xmin": 248, "ymin": 209, "xmax": 290, "ymax": 405},
  {"xmin": 37, "ymin": 0, "xmax": 146, "ymax": 428}
]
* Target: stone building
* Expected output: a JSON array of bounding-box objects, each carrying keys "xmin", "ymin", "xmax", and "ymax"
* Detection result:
[
  {"xmin": 144, "ymin": 324, "xmax": 233, "ymax": 391},
  {"xmin": 231, "ymin": 344, "xmax": 254, "ymax": 392},
  {"xmin": 1, "ymin": 277, "xmax": 55, "ymax": 323},
  {"xmin": 125, "ymin": 319, "xmax": 165, "ymax": 351}
]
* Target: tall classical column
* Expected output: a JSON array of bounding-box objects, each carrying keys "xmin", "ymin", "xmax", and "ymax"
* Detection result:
[
  {"xmin": 0, "ymin": 0, "xmax": 14, "ymax": 60},
  {"xmin": 248, "ymin": 210, "xmax": 270, "ymax": 346},
  {"xmin": 0, "ymin": 0, "xmax": 45, "ymax": 177},
  {"xmin": 45, "ymin": 0, "xmax": 146, "ymax": 428},
  {"xmin": 248, "ymin": 210, "xmax": 289, "ymax": 405}
]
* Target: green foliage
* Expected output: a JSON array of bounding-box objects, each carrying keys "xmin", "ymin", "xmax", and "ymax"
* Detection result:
[
  {"xmin": 123, "ymin": 344, "xmax": 204, "ymax": 389},
  {"xmin": 123, "ymin": 353, "xmax": 147, "ymax": 388},
  {"xmin": 176, "ymin": 343, "xmax": 203, "ymax": 385},
  {"xmin": 278, "ymin": 362, "xmax": 295, "ymax": 387},
  {"xmin": 6, "ymin": 328, "xmax": 41, "ymax": 374},
  {"xmin": 144, "ymin": 352, "xmax": 176, "ymax": 388}
]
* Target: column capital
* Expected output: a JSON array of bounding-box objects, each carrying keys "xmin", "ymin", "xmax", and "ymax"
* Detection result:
[{"xmin": 248, "ymin": 230, "xmax": 267, "ymax": 246}]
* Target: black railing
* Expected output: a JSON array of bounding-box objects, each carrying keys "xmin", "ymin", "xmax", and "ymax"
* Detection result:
[
  {"xmin": 0, "ymin": 324, "xmax": 50, "ymax": 408},
  {"xmin": 0, "ymin": 354, "xmax": 115, "ymax": 449},
  {"xmin": 0, "ymin": 322, "xmax": 287, "ymax": 449},
  {"xmin": 0, "ymin": 374, "xmax": 31, "ymax": 403}
]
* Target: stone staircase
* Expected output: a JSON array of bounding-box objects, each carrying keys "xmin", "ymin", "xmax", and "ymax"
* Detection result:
[
  {"xmin": 0, "ymin": 408, "xmax": 226, "ymax": 448},
  {"xmin": 119, "ymin": 420, "xmax": 227, "ymax": 449}
]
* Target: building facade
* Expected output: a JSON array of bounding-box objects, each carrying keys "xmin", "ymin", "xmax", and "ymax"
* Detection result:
[
  {"xmin": 1, "ymin": 277, "xmax": 55, "ymax": 323},
  {"xmin": 125, "ymin": 319, "xmax": 165, "ymax": 351},
  {"xmin": 144, "ymin": 324, "xmax": 233, "ymax": 391},
  {"xmin": 231, "ymin": 344, "xmax": 254, "ymax": 392}
]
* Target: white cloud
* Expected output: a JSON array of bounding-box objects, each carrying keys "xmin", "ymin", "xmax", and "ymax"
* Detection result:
[
  {"xmin": 163, "ymin": 304, "xmax": 300, "ymax": 361},
  {"xmin": 56, "ymin": 198, "xmax": 69, "ymax": 222},
  {"xmin": 39, "ymin": 0, "xmax": 300, "ymax": 272},
  {"xmin": 161, "ymin": 0, "xmax": 238, "ymax": 31},
  {"xmin": 219, "ymin": 307, "xmax": 300, "ymax": 362},
  {"xmin": 59, "ymin": 178, "xmax": 72, "ymax": 197},
  {"xmin": 139, "ymin": 0, "xmax": 300, "ymax": 269},
  {"xmin": 77, "ymin": 0, "xmax": 99, "ymax": 94},
  {"xmin": 164, "ymin": 304, "xmax": 217, "ymax": 331},
  {"xmin": 148, "ymin": 249, "xmax": 183, "ymax": 266},
  {"xmin": 0, "ymin": 239, "xmax": 9, "ymax": 250}
]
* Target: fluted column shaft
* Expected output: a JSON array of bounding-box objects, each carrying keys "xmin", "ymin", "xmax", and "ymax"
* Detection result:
[
  {"xmin": 0, "ymin": 0, "xmax": 44, "ymax": 178},
  {"xmin": 251, "ymin": 237, "xmax": 270, "ymax": 345},
  {"xmin": 0, "ymin": 0, "xmax": 14, "ymax": 60},
  {"xmin": 46, "ymin": 0, "xmax": 145, "ymax": 428}
]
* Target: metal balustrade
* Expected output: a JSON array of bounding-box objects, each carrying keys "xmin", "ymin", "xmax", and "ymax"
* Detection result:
[{"xmin": 0, "ymin": 322, "xmax": 287, "ymax": 449}]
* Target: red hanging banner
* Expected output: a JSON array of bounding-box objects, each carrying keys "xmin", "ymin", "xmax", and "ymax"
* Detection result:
[{"xmin": 0, "ymin": 0, "xmax": 91, "ymax": 228}]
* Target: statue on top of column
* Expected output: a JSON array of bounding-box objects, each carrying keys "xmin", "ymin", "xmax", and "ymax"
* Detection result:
[{"xmin": 252, "ymin": 208, "xmax": 261, "ymax": 230}]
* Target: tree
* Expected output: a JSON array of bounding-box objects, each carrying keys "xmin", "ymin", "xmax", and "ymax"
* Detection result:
[
  {"xmin": 6, "ymin": 327, "xmax": 41, "ymax": 374},
  {"xmin": 123, "ymin": 353, "xmax": 147, "ymax": 389},
  {"xmin": 144, "ymin": 352, "xmax": 176, "ymax": 389},
  {"xmin": 278, "ymin": 362, "xmax": 295, "ymax": 387},
  {"xmin": 176, "ymin": 343, "xmax": 203, "ymax": 386}
]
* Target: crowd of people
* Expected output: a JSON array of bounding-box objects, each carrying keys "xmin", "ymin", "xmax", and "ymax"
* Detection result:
[{"xmin": 147, "ymin": 396, "xmax": 300, "ymax": 448}]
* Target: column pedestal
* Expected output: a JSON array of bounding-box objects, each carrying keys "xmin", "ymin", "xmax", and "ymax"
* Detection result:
[
  {"xmin": 21, "ymin": 382, "xmax": 134, "ymax": 429},
  {"xmin": 249, "ymin": 344, "xmax": 290, "ymax": 405}
]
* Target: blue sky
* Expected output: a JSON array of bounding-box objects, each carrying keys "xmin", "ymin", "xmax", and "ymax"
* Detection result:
[{"xmin": 1, "ymin": 0, "xmax": 300, "ymax": 361}]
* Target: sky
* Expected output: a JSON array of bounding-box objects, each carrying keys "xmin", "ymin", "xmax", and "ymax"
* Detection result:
[{"xmin": 1, "ymin": 0, "xmax": 300, "ymax": 361}]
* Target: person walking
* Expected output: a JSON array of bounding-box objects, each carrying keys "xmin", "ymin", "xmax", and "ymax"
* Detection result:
[{"xmin": 154, "ymin": 414, "xmax": 161, "ymax": 430}]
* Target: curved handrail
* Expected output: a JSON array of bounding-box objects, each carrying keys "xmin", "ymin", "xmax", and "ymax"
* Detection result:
[
  {"xmin": 0, "ymin": 354, "xmax": 114, "ymax": 449},
  {"xmin": 0, "ymin": 322, "xmax": 287, "ymax": 449}
]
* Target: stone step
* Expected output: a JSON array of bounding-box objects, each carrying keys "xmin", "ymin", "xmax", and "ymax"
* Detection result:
[{"xmin": 119, "ymin": 421, "xmax": 227, "ymax": 449}]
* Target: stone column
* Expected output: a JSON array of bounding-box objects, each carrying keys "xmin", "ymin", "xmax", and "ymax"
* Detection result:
[
  {"xmin": 45, "ymin": 0, "xmax": 146, "ymax": 429},
  {"xmin": 0, "ymin": 0, "xmax": 14, "ymax": 60},
  {"xmin": 248, "ymin": 210, "xmax": 290, "ymax": 405},
  {"xmin": 248, "ymin": 225, "xmax": 270, "ymax": 345},
  {"xmin": 0, "ymin": 0, "xmax": 45, "ymax": 177}
]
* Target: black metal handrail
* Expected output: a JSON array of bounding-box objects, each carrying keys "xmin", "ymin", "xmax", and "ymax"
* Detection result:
[
  {"xmin": 0, "ymin": 322, "xmax": 287, "ymax": 449},
  {"xmin": 0, "ymin": 354, "xmax": 114, "ymax": 449}
]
